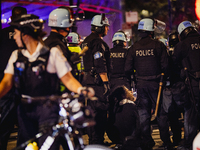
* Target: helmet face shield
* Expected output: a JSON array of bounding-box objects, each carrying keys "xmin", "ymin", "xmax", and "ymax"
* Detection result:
[
  {"xmin": 138, "ymin": 18, "xmax": 166, "ymax": 33},
  {"xmin": 154, "ymin": 19, "xmax": 166, "ymax": 33},
  {"xmin": 101, "ymin": 13, "xmax": 110, "ymax": 26}
]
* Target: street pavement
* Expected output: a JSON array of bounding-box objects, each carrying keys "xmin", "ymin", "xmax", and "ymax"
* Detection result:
[{"xmin": 7, "ymin": 123, "xmax": 184, "ymax": 150}]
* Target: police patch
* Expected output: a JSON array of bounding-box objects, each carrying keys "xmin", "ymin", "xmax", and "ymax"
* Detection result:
[{"xmin": 94, "ymin": 51, "xmax": 102, "ymax": 59}]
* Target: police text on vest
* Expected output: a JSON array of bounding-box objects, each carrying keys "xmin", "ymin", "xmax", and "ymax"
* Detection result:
[
  {"xmin": 110, "ymin": 52, "xmax": 124, "ymax": 58},
  {"xmin": 191, "ymin": 43, "xmax": 200, "ymax": 50},
  {"xmin": 136, "ymin": 49, "xmax": 154, "ymax": 56}
]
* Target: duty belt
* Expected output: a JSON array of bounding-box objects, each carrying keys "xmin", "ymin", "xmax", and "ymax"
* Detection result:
[{"xmin": 136, "ymin": 74, "xmax": 161, "ymax": 81}]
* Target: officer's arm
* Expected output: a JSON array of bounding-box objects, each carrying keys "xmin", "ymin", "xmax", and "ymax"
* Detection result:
[
  {"xmin": 124, "ymin": 46, "xmax": 134, "ymax": 80},
  {"xmin": 160, "ymin": 43, "xmax": 169, "ymax": 75},
  {"xmin": 0, "ymin": 73, "xmax": 14, "ymax": 98},
  {"xmin": 60, "ymin": 71, "xmax": 82, "ymax": 94}
]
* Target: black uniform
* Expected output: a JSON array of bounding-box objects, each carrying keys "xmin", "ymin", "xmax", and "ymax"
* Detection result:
[
  {"xmin": 14, "ymin": 47, "xmax": 61, "ymax": 149},
  {"xmin": 81, "ymin": 32, "xmax": 110, "ymax": 144},
  {"xmin": 44, "ymin": 31, "xmax": 77, "ymax": 94},
  {"xmin": 44, "ymin": 32, "xmax": 72, "ymax": 63},
  {"xmin": 173, "ymin": 30, "xmax": 200, "ymax": 149},
  {"xmin": 44, "ymin": 31, "xmax": 80, "ymax": 79},
  {"xmin": 162, "ymin": 42, "xmax": 183, "ymax": 147},
  {"xmin": 44, "ymin": 31, "xmax": 75, "ymax": 149},
  {"xmin": 125, "ymin": 36, "xmax": 171, "ymax": 149},
  {"xmin": 0, "ymin": 26, "xmax": 18, "ymax": 149},
  {"xmin": 109, "ymin": 43, "xmax": 130, "ymax": 91},
  {"xmin": 107, "ymin": 86, "xmax": 141, "ymax": 150}
]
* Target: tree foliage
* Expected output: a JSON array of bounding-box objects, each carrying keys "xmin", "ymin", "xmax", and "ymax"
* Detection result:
[{"xmin": 124, "ymin": 0, "xmax": 197, "ymax": 31}]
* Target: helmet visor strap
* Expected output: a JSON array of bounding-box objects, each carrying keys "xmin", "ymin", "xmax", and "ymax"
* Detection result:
[{"xmin": 63, "ymin": 28, "xmax": 71, "ymax": 37}]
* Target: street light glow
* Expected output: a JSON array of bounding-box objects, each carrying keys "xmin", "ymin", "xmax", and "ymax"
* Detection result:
[{"xmin": 195, "ymin": 0, "xmax": 200, "ymax": 20}]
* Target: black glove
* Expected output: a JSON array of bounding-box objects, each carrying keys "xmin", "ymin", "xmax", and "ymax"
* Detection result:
[
  {"xmin": 103, "ymin": 81, "xmax": 110, "ymax": 98},
  {"xmin": 70, "ymin": 53, "xmax": 81, "ymax": 64}
]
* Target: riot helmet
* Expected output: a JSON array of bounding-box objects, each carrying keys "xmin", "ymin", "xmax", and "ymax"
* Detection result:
[
  {"xmin": 138, "ymin": 18, "xmax": 154, "ymax": 32},
  {"xmin": 137, "ymin": 18, "xmax": 155, "ymax": 38},
  {"xmin": 138, "ymin": 18, "xmax": 166, "ymax": 34},
  {"xmin": 112, "ymin": 31, "xmax": 126, "ymax": 42},
  {"xmin": 48, "ymin": 7, "xmax": 74, "ymax": 28},
  {"xmin": 91, "ymin": 14, "xmax": 110, "ymax": 34},
  {"xmin": 112, "ymin": 30, "xmax": 127, "ymax": 47},
  {"xmin": 66, "ymin": 32, "xmax": 80, "ymax": 44},
  {"xmin": 9, "ymin": 14, "xmax": 45, "ymax": 39},
  {"xmin": 178, "ymin": 21, "xmax": 197, "ymax": 40}
]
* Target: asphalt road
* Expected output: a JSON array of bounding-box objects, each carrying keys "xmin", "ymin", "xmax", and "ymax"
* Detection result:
[{"xmin": 7, "ymin": 122, "xmax": 184, "ymax": 150}]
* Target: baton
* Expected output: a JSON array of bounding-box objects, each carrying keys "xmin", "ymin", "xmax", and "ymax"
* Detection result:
[
  {"xmin": 151, "ymin": 73, "xmax": 164, "ymax": 121},
  {"xmin": 79, "ymin": 46, "xmax": 88, "ymax": 56}
]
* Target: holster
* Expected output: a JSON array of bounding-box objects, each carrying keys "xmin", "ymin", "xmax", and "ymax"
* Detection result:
[
  {"xmin": 90, "ymin": 67, "xmax": 103, "ymax": 85},
  {"xmin": 94, "ymin": 74, "xmax": 103, "ymax": 85}
]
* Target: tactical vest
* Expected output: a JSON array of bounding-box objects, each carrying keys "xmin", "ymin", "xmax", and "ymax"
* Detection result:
[
  {"xmin": 182, "ymin": 37, "xmax": 200, "ymax": 74},
  {"xmin": 14, "ymin": 46, "xmax": 60, "ymax": 97},
  {"xmin": 134, "ymin": 40, "xmax": 161, "ymax": 78},
  {"xmin": 68, "ymin": 46, "xmax": 83, "ymax": 71},
  {"xmin": 44, "ymin": 32, "xmax": 72, "ymax": 64},
  {"xmin": 110, "ymin": 45, "xmax": 127, "ymax": 78},
  {"xmin": 81, "ymin": 33, "xmax": 98, "ymax": 72}
]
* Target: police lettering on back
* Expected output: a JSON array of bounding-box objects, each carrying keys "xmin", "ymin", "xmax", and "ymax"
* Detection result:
[
  {"xmin": 191, "ymin": 43, "xmax": 200, "ymax": 50},
  {"xmin": 136, "ymin": 49, "xmax": 154, "ymax": 56},
  {"xmin": 110, "ymin": 52, "xmax": 124, "ymax": 58}
]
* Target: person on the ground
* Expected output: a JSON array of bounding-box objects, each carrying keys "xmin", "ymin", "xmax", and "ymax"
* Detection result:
[{"xmin": 107, "ymin": 85, "xmax": 141, "ymax": 150}]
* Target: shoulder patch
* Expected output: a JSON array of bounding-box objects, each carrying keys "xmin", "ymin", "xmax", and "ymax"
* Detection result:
[{"xmin": 94, "ymin": 51, "xmax": 103, "ymax": 59}]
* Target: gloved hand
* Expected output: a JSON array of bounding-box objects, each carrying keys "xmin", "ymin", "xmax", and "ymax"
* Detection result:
[
  {"xmin": 77, "ymin": 86, "xmax": 95, "ymax": 98},
  {"xmin": 103, "ymin": 81, "xmax": 110, "ymax": 98},
  {"xmin": 70, "ymin": 53, "xmax": 81, "ymax": 64}
]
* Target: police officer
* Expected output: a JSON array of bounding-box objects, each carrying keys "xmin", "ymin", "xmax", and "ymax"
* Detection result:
[
  {"xmin": 125, "ymin": 18, "xmax": 172, "ymax": 150},
  {"xmin": 109, "ymin": 31, "xmax": 130, "ymax": 92},
  {"xmin": 44, "ymin": 6, "xmax": 80, "ymax": 70},
  {"xmin": 0, "ymin": 14, "xmax": 87, "ymax": 149},
  {"xmin": 173, "ymin": 21, "xmax": 200, "ymax": 150},
  {"xmin": 44, "ymin": 7, "xmax": 80, "ymax": 94},
  {"xmin": 160, "ymin": 36, "xmax": 182, "ymax": 147},
  {"xmin": 81, "ymin": 14, "xmax": 110, "ymax": 144},
  {"xmin": 0, "ymin": 6, "xmax": 27, "ymax": 150},
  {"xmin": 66, "ymin": 32, "xmax": 84, "ymax": 81}
]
